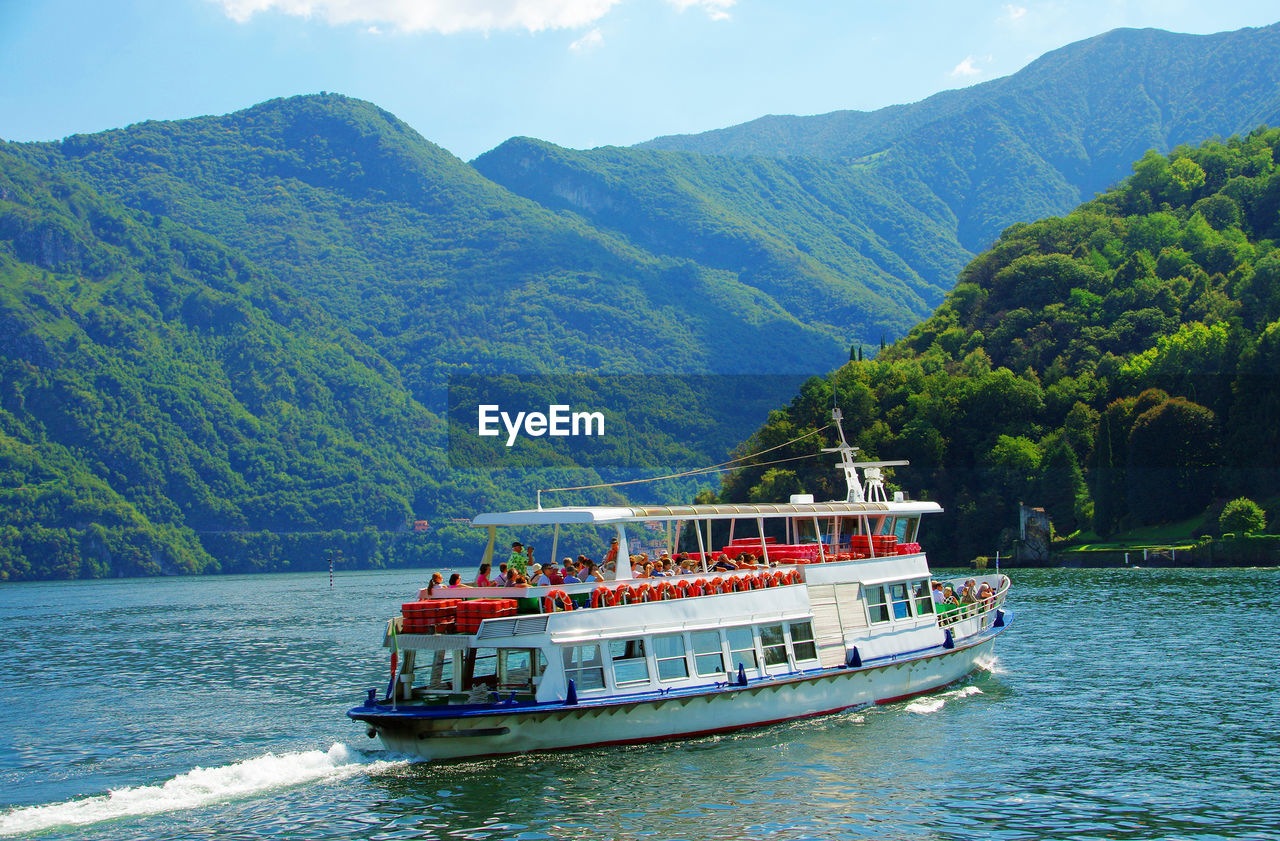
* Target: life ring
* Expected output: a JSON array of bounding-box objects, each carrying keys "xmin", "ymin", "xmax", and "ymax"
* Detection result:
[
  {"xmin": 687, "ymin": 579, "xmax": 706, "ymax": 597},
  {"xmin": 657, "ymin": 580, "xmax": 678, "ymax": 600},
  {"xmin": 730, "ymin": 576, "xmax": 750, "ymax": 593},
  {"xmin": 769, "ymin": 570, "xmax": 786, "ymax": 587},
  {"xmin": 590, "ymin": 587, "xmax": 615, "ymax": 608},
  {"xmin": 634, "ymin": 583, "xmax": 656, "ymax": 603},
  {"xmin": 542, "ymin": 590, "xmax": 575, "ymax": 613},
  {"xmin": 672, "ymin": 580, "xmax": 690, "ymax": 599},
  {"xmin": 706, "ymin": 577, "xmax": 727, "ymax": 595},
  {"xmin": 614, "ymin": 584, "xmax": 637, "ymax": 605},
  {"xmin": 785, "ymin": 570, "xmax": 801, "ymax": 585}
]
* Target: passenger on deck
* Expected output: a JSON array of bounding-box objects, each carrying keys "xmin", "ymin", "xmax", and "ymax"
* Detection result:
[
  {"xmin": 421, "ymin": 571, "xmax": 444, "ymax": 598},
  {"xmin": 942, "ymin": 586, "xmax": 959, "ymax": 606},
  {"xmin": 562, "ymin": 559, "xmax": 581, "ymax": 584},
  {"xmin": 582, "ymin": 561, "xmax": 604, "ymax": 582},
  {"xmin": 447, "ymin": 573, "xmax": 470, "ymax": 589},
  {"xmin": 531, "ymin": 564, "xmax": 549, "ymax": 586},
  {"xmin": 959, "ymin": 583, "xmax": 976, "ymax": 605},
  {"xmin": 495, "ymin": 562, "xmax": 510, "ymax": 586},
  {"xmin": 977, "ymin": 581, "xmax": 994, "ymax": 607},
  {"xmin": 544, "ymin": 562, "xmax": 564, "ymax": 586},
  {"xmin": 508, "ymin": 542, "xmax": 530, "ymax": 577},
  {"xmin": 475, "ymin": 564, "xmax": 494, "ymax": 587},
  {"xmin": 603, "ymin": 538, "xmax": 619, "ymax": 567},
  {"xmin": 711, "ymin": 554, "xmax": 737, "ymax": 572},
  {"xmin": 931, "ymin": 581, "xmax": 945, "ymax": 605}
]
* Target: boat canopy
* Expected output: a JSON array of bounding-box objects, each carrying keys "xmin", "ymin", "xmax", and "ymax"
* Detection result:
[{"xmin": 471, "ymin": 499, "xmax": 943, "ymax": 528}]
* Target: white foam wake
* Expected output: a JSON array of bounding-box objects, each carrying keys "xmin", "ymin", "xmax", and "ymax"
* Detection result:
[
  {"xmin": 975, "ymin": 653, "xmax": 1007, "ymax": 675},
  {"xmin": 905, "ymin": 684, "xmax": 983, "ymax": 715},
  {"xmin": 0, "ymin": 743, "xmax": 406, "ymax": 837}
]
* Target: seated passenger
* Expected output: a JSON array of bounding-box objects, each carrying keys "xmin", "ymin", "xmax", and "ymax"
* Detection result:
[
  {"xmin": 447, "ymin": 573, "xmax": 470, "ymax": 588},
  {"xmin": 942, "ymin": 586, "xmax": 959, "ymax": 606},
  {"xmin": 420, "ymin": 571, "xmax": 444, "ymax": 599},
  {"xmin": 475, "ymin": 563, "xmax": 495, "ymax": 587},
  {"xmin": 562, "ymin": 558, "xmax": 581, "ymax": 584},
  {"xmin": 710, "ymin": 554, "xmax": 737, "ymax": 572}
]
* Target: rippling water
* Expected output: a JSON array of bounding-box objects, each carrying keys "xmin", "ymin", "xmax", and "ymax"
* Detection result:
[{"xmin": 1, "ymin": 566, "xmax": 1277, "ymax": 840}]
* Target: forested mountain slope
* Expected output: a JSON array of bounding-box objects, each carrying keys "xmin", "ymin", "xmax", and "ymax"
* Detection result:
[
  {"xmin": 14, "ymin": 95, "xmax": 842, "ymax": 383},
  {"xmin": 640, "ymin": 24, "xmax": 1280, "ymax": 253},
  {"xmin": 720, "ymin": 129, "xmax": 1280, "ymax": 564},
  {"xmin": 0, "ymin": 144, "xmax": 498, "ymax": 580}
]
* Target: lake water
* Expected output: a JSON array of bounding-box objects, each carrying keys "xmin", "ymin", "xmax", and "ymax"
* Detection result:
[{"xmin": 1, "ymin": 566, "xmax": 1277, "ymax": 840}]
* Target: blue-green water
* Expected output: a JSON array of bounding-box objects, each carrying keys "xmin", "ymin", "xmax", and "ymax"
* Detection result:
[{"xmin": 1, "ymin": 567, "xmax": 1277, "ymax": 840}]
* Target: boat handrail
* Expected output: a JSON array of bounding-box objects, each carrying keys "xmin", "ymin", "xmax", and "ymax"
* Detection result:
[{"xmin": 935, "ymin": 576, "xmax": 1009, "ymax": 628}]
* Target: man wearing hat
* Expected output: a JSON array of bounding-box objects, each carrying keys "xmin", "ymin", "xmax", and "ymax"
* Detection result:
[{"xmin": 508, "ymin": 541, "xmax": 529, "ymax": 577}]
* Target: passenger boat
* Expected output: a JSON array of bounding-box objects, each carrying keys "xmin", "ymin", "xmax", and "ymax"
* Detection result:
[{"xmin": 348, "ymin": 410, "xmax": 1012, "ymax": 759}]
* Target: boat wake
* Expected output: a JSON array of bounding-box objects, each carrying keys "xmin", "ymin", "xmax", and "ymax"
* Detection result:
[
  {"xmin": 904, "ymin": 685, "xmax": 983, "ymax": 715},
  {"xmin": 0, "ymin": 743, "xmax": 408, "ymax": 837},
  {"xmin": 975, "ymin": 653, "xmax": 1007, "ymax": 675}
]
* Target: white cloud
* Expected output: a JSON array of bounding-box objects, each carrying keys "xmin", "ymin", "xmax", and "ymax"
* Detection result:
[
  {"xmin": 950, "ymin": 55, "xmax": 983, "ymax": 77},
  {"xmin": 666, "ymin": 0, "xmax": 735, "ymax": 21},
  {"xmin": 210, "ymin": 0, "xmax": 623, "ymax": 34},
  {"xmin": 1001, "ymin": 4, "xmax": 1026, "ymax": 22},
  {"xmin": 569, "ymin": 27, "xmax": 604, "ymax": 51}
]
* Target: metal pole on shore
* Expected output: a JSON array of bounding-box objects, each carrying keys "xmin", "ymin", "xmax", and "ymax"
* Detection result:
[{"xmin": 329, "ymin": 550, "xmax": 334, "ymax": 589}]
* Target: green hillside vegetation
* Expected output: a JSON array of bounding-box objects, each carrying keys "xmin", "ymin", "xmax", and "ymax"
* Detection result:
[
  {"xmin": 643, "ymin": 24, "xmax": 1280, "ymax": 254},
  {"xmin": 718, "ymin": 129, "xmax": 1280, "ymax": 564},
  {"xmin": 0, "ymin": 144, "xmax": 509, "ymax": 580},
  {"xmin": 14, "ymin": 95, "xmax": 843, "ymax": 382},
  {"xmin": 0, "ymin": 107, "xmax": 819, "ymax": 580},
  {"xmin": 473, "ymin": 138, "xmax": 961, "ymax": 344}
]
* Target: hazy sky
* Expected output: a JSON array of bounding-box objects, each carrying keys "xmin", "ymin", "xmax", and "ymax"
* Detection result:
[{"xmin": 2, "ymin": 1, "xmax": 1278, "ymax": 161}]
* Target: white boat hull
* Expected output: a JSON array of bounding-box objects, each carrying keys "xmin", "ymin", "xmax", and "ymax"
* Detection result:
[{"xmin": 355, "ymin": 635, "xmax": 997, "ymax": 760}]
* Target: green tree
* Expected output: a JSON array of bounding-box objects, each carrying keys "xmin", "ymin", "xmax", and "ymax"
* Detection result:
[
  {"xmin": 1219, "ymin": 497, "xmax": 1266, "ymax": 534},
  {"xmin": 1125, "ymin": 398, "xmax": 1218, "ymax": 524}
]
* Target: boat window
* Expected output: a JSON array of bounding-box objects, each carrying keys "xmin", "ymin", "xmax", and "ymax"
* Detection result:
[
  {"xmin": 563, "ymin": 644, "xmax": 606, "ymax": 692},
  {"xmin": 609, "ymin": 638, "xmax": 651, "ymax": 686},
  {"xmin": 913, "ymin": 579, "xmax": 934, "ymax": 616},
  {"xmin": 866, "ymin": 585, "xmax": 890, "ymax": 624},
  {"xmin": 497, "ymin": 648, "xmax": 546, "ymax": 692},
  {"xmin": 789, "ymin": 621, "xmax": 818, "ymax": 662},
  {"xmin": 691, "ymin": 630, "xmax": 726, "ymax": 677},
  {"xmin": 759, "ymin": 624, "xmax": 788, "ymax": 668},
  {"xmin": 890, "ymin": 582, "xmax": 912, "ymax": 619},
  {"xmin": 464, "ymin": 648, "xmax": 499, "ymax": 691},
  {"xmin": 726, "ymin": 627, "xmax": 758, "ymax": 672},
  {"xmin": 654, "ymin": 634, "xmax": 689, "ymax": 681},
  {"xmin": 414, "ymin": 650, "xmax": 455, "ymax": 690}
]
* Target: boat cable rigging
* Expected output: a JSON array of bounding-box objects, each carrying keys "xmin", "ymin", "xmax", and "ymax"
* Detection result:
[{"xmin": 535, "ymin": 423, "xmax": 833, "ymax": 508}]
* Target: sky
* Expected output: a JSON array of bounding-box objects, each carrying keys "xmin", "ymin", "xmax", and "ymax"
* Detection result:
[{"xmin": 2, "ymin": 0, "xmax": 1279, "ymax": 162}]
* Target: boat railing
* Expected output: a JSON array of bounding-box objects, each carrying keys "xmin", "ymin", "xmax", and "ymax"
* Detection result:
[{"xmin": 936, "ymin": 575, "xmax": 1009, "ymax": 629}]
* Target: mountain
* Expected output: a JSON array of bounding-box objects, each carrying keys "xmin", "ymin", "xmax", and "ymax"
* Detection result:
[
  {"xmin": 640, "ymin": 23, "xmax": 1280, "ymax": 252},
  {"xmin": 0, "ymin": 97, "xmax": 835, "ymax": 580},
  {"xmin": 5, "ymin": 22, "xmax": 1280, "ymax": 580},
  {"xmin": 14, "ymin": 95, "xmax": 841, "ymax": 382},
  {"xmin": 717, "ymin": 128, "xmax": 1280, "ymax": 563}
]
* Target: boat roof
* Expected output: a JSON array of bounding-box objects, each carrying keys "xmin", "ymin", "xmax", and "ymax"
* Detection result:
[{"xmin": 471, "ymin": 499, "xmax": 943, "ymax": 527}]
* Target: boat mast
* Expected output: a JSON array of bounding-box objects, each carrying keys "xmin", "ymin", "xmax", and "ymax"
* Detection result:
[{"xmin": 822, "ymin": 408, "xmax": 908, "ymax": 503}]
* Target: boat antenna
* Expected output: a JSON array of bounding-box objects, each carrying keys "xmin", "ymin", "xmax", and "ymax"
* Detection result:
[
  {"xmin": 822, "ymin": 407, "xmax": 863, "ymax": 502},
  {"xmin": 821, "ymin": 407, "xmax": 910, "ymax": 503}
]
